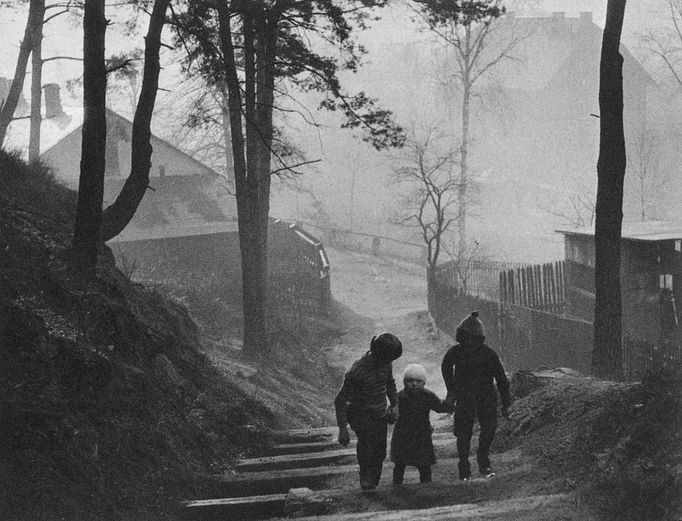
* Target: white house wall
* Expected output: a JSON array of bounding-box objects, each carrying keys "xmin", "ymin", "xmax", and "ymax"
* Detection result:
[{"xmin": 41, "ymin": 111, "xmax": 216, "ymax": 189}]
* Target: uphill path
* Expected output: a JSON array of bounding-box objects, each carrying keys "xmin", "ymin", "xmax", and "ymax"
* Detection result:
[
  {"xmin": 182, "ymin": 247, "xmax": 597, "ymax": 521},
  {"xmin": 322, "ymin": 246, "xmax": 449, "ymax": 397}
]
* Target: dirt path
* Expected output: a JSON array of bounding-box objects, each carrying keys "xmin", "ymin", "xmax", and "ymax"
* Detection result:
[{"xmin": 323, "ymin": 247, "xmax": 453, "ymax": 398}]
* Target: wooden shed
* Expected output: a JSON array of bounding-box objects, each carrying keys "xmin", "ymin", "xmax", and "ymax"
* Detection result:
[{"xmin": 557, "ymin": 221, "xmax": 682, "ymax": 344}]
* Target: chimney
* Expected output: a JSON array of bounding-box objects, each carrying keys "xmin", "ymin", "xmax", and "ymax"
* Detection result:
[
  {"xmin": 579, "ymin": 11, "xmax": 593, "ymax": 23},
  {"xmin": 43, "ymin": 83, "xmax": 65, "ymax": 119}
]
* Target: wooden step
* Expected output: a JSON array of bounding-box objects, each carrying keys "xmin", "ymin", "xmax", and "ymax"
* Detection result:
[
  {"xmin": 276, "ymin": 493, "xmax": 571, "ymax": 521},
  {"xmin": 271, "ymin": 417, "xmax": 453, "ymax": 444},
  {"xmin": 239, "ymin": 436, "xmax": 456, "ymax": 472},
  {"xmin": 267, "ymin": 431, "xmax": 454, "ymax": 456},
  {"xmin": 213, "ymin": 448, "xmax": 521, "ymax": 498},
  {"xmin": 184, "ymin": 486, "xmax": 569, "ymax": 521},
  {"xmin": 209, "ymin": 465, "xmax": 356, "ymax": 497},
  {"xmin": 183, "ymin": 493, "xmax": 286, "ymax": 521}
]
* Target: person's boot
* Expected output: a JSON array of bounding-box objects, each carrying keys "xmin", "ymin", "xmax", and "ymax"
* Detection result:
[
  {"xmin": 359, "ymin": 467, "xmax": 375, "ymax": 491},
  {"xmin": 477, "ymin": 454, "xmax": 494, "ymax": 477},
  {"xmin": 458, "ymin": 459, "xmax": 472, "ymax": 481}
]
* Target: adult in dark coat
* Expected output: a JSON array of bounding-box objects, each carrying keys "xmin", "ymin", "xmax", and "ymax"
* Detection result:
[
  {"xmin": 390, "ymin": 364, "xmax": 452, "ymax": 484},
  {"xmin": 441, "ymin": 311, "xmax": 511, "ymax": 480},
  {"xmin": 335, "ymin": 333, "xmax": 403, "ymax": 491}
]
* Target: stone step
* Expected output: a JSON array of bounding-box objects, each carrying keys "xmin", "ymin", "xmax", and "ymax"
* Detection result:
[
  {"xmin": 238, "ymin": 436, "xmax": 457, "ymax": 472},
  {"xmin": 271, "ymin": 417, "xmax": 453, "ymax": 444},
  {"xmin": 267, "ymin": 431, "xmax": 454, "ymax": 456}
]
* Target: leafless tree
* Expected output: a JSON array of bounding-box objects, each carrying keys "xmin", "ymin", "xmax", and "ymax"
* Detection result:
[
  {"xmin": 625, "ymin": 126, "xmax": 664, "ymax": 221},
  {"xmin": 413, "ymin": 2, "xmax": 530, "ymax": 257},
  {"xmin": 391, "ymin": 126, "xmax": 459, "ymax": 270},
  {"xmin": 390, "ymin": 126, "xmax": 460, "ymax": 309},
  {"xmin": 642, "ymin": 0, "xmax": 682, "ymax": 87},
  {"xmin": 539, "ymin": 174, "xmax": 596, "ymax": 228}
]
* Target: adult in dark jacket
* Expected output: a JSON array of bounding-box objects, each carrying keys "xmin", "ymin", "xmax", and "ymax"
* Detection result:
[
  {"xmin": 441, "ymin": 311, "xmax": 511, "ymax": 480},
  {"xmin": 335, "ymin": 333, "xmax": 403, "ymax": 491}
]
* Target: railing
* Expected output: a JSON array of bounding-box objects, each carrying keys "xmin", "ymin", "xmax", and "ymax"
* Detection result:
[
  {"xmin": 269, "ymin": 219, "xmax": 331, "ymax": 315},
  {"xmin": 295, "ymin": 221, "xmax": 426, "ymax": 266}
]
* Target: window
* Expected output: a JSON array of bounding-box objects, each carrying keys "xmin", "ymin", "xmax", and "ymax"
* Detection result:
[{"xmin": 660, "ymin": 273, "xmax": 673, "ymax": 291}]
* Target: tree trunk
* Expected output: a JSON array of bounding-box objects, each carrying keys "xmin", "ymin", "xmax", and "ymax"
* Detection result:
[
  {"xmin": 217, "ymin": 4, "xmax": 277, "ymax": 356},
  {"xmin": 593, "ymin": 0, "xmax": 627, "ymax": 380},
  {"xmin": 72, "ymin": 0, "xmax": 107, "ymax": 269},
  {"xmin": 426, "ymin": 265, "xmax": 438, "ymax": 317},
  {"xmin": 458, "ymin": 45, "xmax": 472, "ymax": 258},
  {"xmin": 0, "ymin": 0, "xmax": 43, "ymax": 147},
  {"xmin": 100, "ymin": 0, "xmax": 170, "ymax": 241},
  {"xmin": 28, "ymin": 0, "xmax": 46, "ymax": 163},
  {"xmin": 220, "ymin": 87, "xmax": 234, "ymax": 186}
]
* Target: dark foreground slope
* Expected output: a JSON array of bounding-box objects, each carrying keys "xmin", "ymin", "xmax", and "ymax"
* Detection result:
[
  {"xmin": 499, "ymin": 370, "xmax": 682, "ymax": 520},
  {"xmin": 0, "ymin": 151, "xmax": 280, "ymax": 520}
]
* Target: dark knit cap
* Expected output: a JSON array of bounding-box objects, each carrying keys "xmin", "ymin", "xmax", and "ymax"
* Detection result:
[
  {"xmin": 370, "ymin": 333, "xmax": 403, "ymax": 361},
  {"xmin": 456, "ymin": 311, "xmax": 486, "ymax": 339}
]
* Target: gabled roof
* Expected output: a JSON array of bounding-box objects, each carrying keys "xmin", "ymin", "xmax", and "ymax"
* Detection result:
[
  {"xmin": 6, "ymin": 106, "xmax": 218, "ymax": 177},
  {"xmin": 4, "ymin": 106, "xmax": 83, "ymax": 158},
  {"xmin": 556, "ymin": 221, "xmax": 682, "ymax": 242}
]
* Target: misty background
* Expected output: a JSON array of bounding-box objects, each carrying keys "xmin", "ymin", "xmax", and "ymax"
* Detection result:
[{"xmin": 1, "ymin": 0, "xmax": 680, "ymax": 264}]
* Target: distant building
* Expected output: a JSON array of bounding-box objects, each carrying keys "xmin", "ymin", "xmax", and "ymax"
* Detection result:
[
  {"xmin": 4, "ymin": 83, "xmax": 243, "ymax": 287},
  {"xmin": 467, "ymin": 11, "xmax": 657, "ymax": 261},
  {"xmin": 4, "ymin": 84, "xmax": 330, "ymax": 312}
]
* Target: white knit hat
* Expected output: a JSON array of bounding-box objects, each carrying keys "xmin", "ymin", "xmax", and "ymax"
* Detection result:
[{"xmin": 403, "ymin": 363, "xmax": 427, "ymax": 383}]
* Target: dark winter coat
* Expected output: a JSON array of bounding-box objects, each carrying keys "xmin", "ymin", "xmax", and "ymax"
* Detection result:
[
  {"xmin": 441, "ymin": 340, "xmax": 511, "ymax": 411},
  {"xmin": 335, "ymin": 351, "xmax": 397, "ymax": 427},
  {"xmin": 390, "ymin": 388, "xmax": 451, "ymax": 466}
]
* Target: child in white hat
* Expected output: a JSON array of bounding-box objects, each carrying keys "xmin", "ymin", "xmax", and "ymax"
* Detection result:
[{"xmin": 390, "ymin": 363, "xmax": 453, "ymax": 485}]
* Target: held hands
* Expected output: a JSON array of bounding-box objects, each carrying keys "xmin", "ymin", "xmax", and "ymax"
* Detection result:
[
  {"xmin": 385, "ymin": 405, "xmax": 399, "ymax": 425},
  {"xmin": 338, "ymin": 425, "xmax": 350, "ymax": 447}
]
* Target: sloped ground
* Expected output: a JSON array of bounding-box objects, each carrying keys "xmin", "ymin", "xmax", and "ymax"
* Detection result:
[
  {"xmin": 0, "ymin": 152, "xmax": 279, "ymax": 520},
  {"xmin": 192, "ymin": 370, "xmax": 679, "ymax": 521}
]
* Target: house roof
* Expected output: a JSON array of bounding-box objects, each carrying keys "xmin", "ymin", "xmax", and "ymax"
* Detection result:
[
  {"xmin": 4, "ymin": 106, "xmax": 84, "ymax": 158},
  {"xmin": 556, "ymin": 221, "xmax": 682, "ymax": 242}
]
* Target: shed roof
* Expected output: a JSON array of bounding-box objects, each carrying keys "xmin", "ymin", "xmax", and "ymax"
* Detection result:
[{"xmin": 556, "ymin": 221, "xmax": 682, "ymax": 242}]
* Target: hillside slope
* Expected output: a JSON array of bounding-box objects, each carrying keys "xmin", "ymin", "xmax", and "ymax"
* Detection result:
[{"xmin": 0, "ymin": 151, "xmax": 294, "ymax": 520}]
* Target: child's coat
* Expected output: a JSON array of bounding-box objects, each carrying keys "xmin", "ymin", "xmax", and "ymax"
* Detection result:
[{"xmin": 390, "ymin": 387, "xmax": 451, "ymax": 466}]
